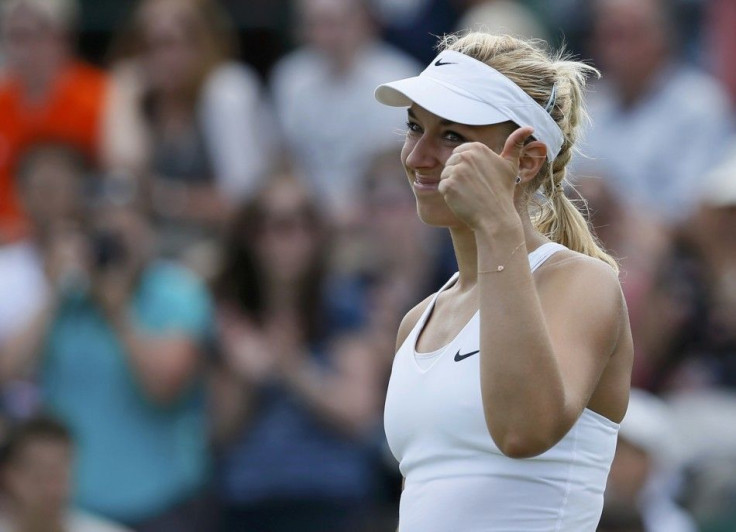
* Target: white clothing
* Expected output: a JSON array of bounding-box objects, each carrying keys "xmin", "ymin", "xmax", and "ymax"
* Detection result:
[
  {"xmin": 641, "ymin": 484, "xmax": 698, "ymax": 532},
  {"xmin": 0, "ymin": 241, "xmax": 47, "ymax": 343},
  {"xmin": 384, "ymin": 243, "xmax": 620, "ymax": 531},
  {"xmin": 414, "ymin": 344, "xmax": 445, "ymax": 371},
  {"xmin": 199, "ymin": 62, "xmax": 276, "ymax": 199},
  {"xmin": 572, "ymin": 62, "xmax": 734, "ymax": 222},
  {"xmin": 0, "ymin": 510, "xmax": 132, "ymax": 532},
  {"xmin": 69, "ymin": 512, "xmax": 132, "ymax": 532},
  {"xmin": 270, "ymin": 42, "xmax": 420, "ymax": 216}
]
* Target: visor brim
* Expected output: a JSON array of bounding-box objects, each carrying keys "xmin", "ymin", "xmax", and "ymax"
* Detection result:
[{"xmin": 375, "ymin": 76, "xmax": 511, "ymax": 127}]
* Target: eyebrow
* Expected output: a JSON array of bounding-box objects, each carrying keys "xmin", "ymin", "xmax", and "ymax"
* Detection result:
[{"xmin": 407, "ymin": 108, "xmax": 459, "ymax": 127}]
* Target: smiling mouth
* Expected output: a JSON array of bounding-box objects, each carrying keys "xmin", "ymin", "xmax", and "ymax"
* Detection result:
[{"xmin": 414, "ymin": 175, "xmax": 440, "ymax": 190}]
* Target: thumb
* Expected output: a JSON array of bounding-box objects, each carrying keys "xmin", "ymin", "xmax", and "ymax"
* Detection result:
[{"xmin": 500, "ymin": 126, "xmax": 535, "ymax": 167}]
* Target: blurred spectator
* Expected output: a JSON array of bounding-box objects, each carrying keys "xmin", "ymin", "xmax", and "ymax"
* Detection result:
[
  {"xmin": 574, "ymin": 175, "xmax": 672, "ymax": 388},
  {"xmin": 372, "ymin": 0, "xmax": 462, "ymax": 64},
  {"xmin": 0, "ymin": 143, "xmax": 88, "ymax": 425},
  {"xmin": 666, "ymin": 389, "xmax": 736, "ymax": 531},
  {"xmin": 0, "ymin": 0, "xmax": 110, "ymax": 243},
  {"xmin": 455, "ymin": 0, "xmax": 548, "ymax": 41},
  {"xmin": 270, "ymin": 0, "xmax": 420, "ymax": 223},
  {"xmin": 108, "ymin": 0, "xmax": 276, "ymax": 268},
  {"xmin": 0, "ymin": 186, "xmax": 214, "ymax": 531},
  {"xmin": 209, "ymin": 174, "xmax": 383, "ymax": 532},
  {"xmin": 573, "ymin": 0, "xmax": 734, "ymax": 223},
  {"xmin": 335, "ymin": 149, "xmax": 452, "ymax": 367},
  {"xmin": 646, "ymin": 145, "xmax": 736, "ymax": 391},
  {"xmin": 598, "ymin": 500, "xmax": 646, "ymax": 532},
  {"xmin": 0, "ymin": 144, "xmax": 85, "ymax": 359},
  {"xmin": 606, "ymin": 389, "xmax": 697, "ymax": 532},
  {"xmin": 704, "ymin": 0, "xmax": 736, "ymax": 108},
  {"xmin": 0, "ymin": 415, "xmax": 131, "ymax": 532}
]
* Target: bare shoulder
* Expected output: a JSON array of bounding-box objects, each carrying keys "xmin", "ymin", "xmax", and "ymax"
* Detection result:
[
  {"xmin": 536, "ymin": 249, "xmax": 623, "ymax": 303},
  {"xmin": 535, "ymin": 249, "xmax": 627, "ymax": 352},
  {"xmin": 395, "ymin": 293, "xmax": 435, "ymax": 352}
]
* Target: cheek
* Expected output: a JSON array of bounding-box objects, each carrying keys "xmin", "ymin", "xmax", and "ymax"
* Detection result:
[{"xmin": 400, "ymin": 136, "xmax": 414, "ymax": 168}]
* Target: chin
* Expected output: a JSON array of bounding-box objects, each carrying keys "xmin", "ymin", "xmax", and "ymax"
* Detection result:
[{"xmin": 416, "ymin": 202, "xmax": 461, "ymax": 228}]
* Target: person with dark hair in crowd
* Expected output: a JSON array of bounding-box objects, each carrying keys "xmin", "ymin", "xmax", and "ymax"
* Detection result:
[
  {"xmin": 107, "ymin": 0, "xmax": 276, "ymax": 270},
  {"xmin": 0, "ymin": 0, "xmax": 111, "ymax": 244},
  {"xmin": 210, "ymin": 174, "xmax": 384, "ymax": 532},
  {"xmin": 0, "ymin": 415, "xmax": 131, "ymax": 532},
  {"xmin": 0, "ymin": 183, "xmax": 214, "ymax": 532},
  {"xmin": 641, "ymin": 147, "xmax": 736, "ymax": 392}
]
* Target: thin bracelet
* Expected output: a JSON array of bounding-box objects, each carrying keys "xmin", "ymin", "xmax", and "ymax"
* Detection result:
[{"xmin": 478, "ymin": 241, "xmax": 526, "ymax": 273}]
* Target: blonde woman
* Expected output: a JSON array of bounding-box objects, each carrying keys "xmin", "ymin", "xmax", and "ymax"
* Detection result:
[{"xmin": 378, "ymin": 33, "xmax": 634, "ymax": 531}]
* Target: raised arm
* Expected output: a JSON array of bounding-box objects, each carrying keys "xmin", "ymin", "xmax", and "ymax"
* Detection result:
[
  {"xmin": 439, "ymin": 127, "xmax": 630, "ymax": 457},
  {"xmin": 476, "ymin": 239, "xmax": 625, "ymax": 457}
]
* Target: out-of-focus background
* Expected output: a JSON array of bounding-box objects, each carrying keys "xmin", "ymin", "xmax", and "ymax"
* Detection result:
[{"xmin": 0, "ymin": 0, "xmax": 735, "ymax": 531}]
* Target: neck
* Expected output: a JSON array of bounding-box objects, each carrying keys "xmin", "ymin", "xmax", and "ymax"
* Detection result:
[{"xmin": 450, "ymin": 206, "xmax": 547, "ymax": 291}]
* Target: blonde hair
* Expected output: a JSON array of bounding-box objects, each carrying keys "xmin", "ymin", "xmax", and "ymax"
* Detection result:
[{"xmin": 440, "ymin": 32, "xmax": 618, "ymax": 272}]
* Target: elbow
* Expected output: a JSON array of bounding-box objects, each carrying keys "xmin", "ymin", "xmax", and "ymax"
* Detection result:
[
  {"xmin": 494, "ymin": 433, "xmax": 554, "ymax": 459},
  {"xmin": 488, "ymin": 421, "xmax": 564, "ymax": 458}
]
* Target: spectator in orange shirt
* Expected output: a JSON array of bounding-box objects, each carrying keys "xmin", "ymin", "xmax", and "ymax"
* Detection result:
[{"xmin": 0, "ymin": 0, "xmax": 109, "ymax": 243}]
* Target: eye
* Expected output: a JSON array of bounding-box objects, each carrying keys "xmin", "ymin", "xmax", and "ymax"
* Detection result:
[
  {"xmin": 405, "ymin": 121, "xmax": 422, "ymax": 135},
  {"xmin": 443, "ymin": 130, "xmax": 466, "ymax": 143}
]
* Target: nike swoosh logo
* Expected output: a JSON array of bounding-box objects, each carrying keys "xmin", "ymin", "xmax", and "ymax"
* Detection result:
[
  {"xmin": 454, "ymin": 349, "xmax": 480, "ymax": 362},
  {"xmin": 434, "ymin": 58, "xmax": 456, "ymax": 67}
]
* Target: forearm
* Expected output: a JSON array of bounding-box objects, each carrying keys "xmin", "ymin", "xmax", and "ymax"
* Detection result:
[
  {"xmin": 476, "ymin": 225, "xmax": 567, "ymax": 456},
  {"xmin": 208, "ymin": 366, "xmax": 257, "ymax": 445},
  {"xmin": 281, "ymin": 360, "xmax": 377, "ymax": 437}
]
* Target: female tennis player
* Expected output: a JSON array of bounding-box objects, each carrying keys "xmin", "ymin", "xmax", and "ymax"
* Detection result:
[{"xmin": 377, "ymin": 33, "xmax": 633, "ymax": 531}]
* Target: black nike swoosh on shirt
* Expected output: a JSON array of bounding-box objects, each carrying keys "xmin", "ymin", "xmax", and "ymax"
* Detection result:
[
  {"xmin": 454, "ymin": 349, "xmax": 480, "ymax": 362},
  {"xmin": 434, "ymin": 58, "xmax": 456, "ymax": 66}
]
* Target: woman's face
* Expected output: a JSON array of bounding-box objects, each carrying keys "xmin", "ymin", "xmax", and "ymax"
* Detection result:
[
  {"xmin": 140, "ymin": 0, "xmax": 202, "ymax": 94},
  {"xmin": 1, "ymin": 4, "xmax": 65, "ymax": 84},
  {"xmin": 253, "ymin": 183, "xmax": 321, "ymax": 283},
  {"xmin": 401, "ymin": 105, "xmax": 513, "ymax": 228}
]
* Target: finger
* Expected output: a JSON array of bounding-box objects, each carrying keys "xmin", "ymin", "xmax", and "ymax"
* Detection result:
[
  {"xmin": 440, "ymin": 164, "xmax": 453, "ymax": 182},
  {"xmin": 451, "ymin": 141, "xmax": 485, "ymax": 155},
  {"xmin": 444, "ymin": 152, "xmax": 463, "ymax": 168},
  {"xmin": 500, "ymin": 126, "xmax": 535, "ymax": 166}
]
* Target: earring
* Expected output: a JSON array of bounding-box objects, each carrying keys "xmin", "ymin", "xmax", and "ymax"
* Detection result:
[{"xmin": 515, "ymin": 176, "xmax": 522, "ymax": 185}]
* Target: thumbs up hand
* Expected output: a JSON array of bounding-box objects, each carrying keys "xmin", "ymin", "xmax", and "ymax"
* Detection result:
[{"xmin": 439, "ymin": 126, "xmax": 536, "ymax": 232}]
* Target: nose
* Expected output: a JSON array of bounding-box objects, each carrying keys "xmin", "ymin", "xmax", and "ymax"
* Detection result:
[{"xmin": 404, "ymin": 132, "xmax": 440, "ymax": 172}]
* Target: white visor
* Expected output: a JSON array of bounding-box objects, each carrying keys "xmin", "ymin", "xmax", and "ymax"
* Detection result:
[{"xmin": 375, "ymin": 50, "xmax": 563, "ymax": 161}]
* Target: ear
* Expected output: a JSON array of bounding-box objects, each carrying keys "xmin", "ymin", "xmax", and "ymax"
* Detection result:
[{"xmin": 517, "ymin": 140, "xmax": 548, "ymax": 183}]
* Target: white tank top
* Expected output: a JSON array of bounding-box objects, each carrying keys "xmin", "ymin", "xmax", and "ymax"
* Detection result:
[{"xmin": 384, "ymin": 242, "xmax": 620, "ymax": 532}]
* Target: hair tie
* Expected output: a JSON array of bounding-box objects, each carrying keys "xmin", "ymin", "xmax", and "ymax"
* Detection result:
[{"xmin": 544, "ymin": 83, "xmax": 557, "ymax": 114}]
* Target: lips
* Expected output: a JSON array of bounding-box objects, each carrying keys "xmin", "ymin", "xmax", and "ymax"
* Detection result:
[{"xmin": 414, "ymin": 174, "xmax": 440, "ymax": 190}]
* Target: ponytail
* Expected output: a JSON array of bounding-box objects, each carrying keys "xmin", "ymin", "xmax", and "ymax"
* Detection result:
[{"xmin": 533, "ymin": 187, "xmax": 619, "ymax": 273}]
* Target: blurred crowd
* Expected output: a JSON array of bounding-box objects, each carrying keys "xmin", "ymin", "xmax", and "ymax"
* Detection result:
[{"xmin": 0, "ymin": 0, "xmax": 735, "ymax": 531}]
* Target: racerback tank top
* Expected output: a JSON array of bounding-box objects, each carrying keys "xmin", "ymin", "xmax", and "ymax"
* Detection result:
[{"xmin": 383, "ymin": 242, "xmax": 620, "ymax": 531}]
